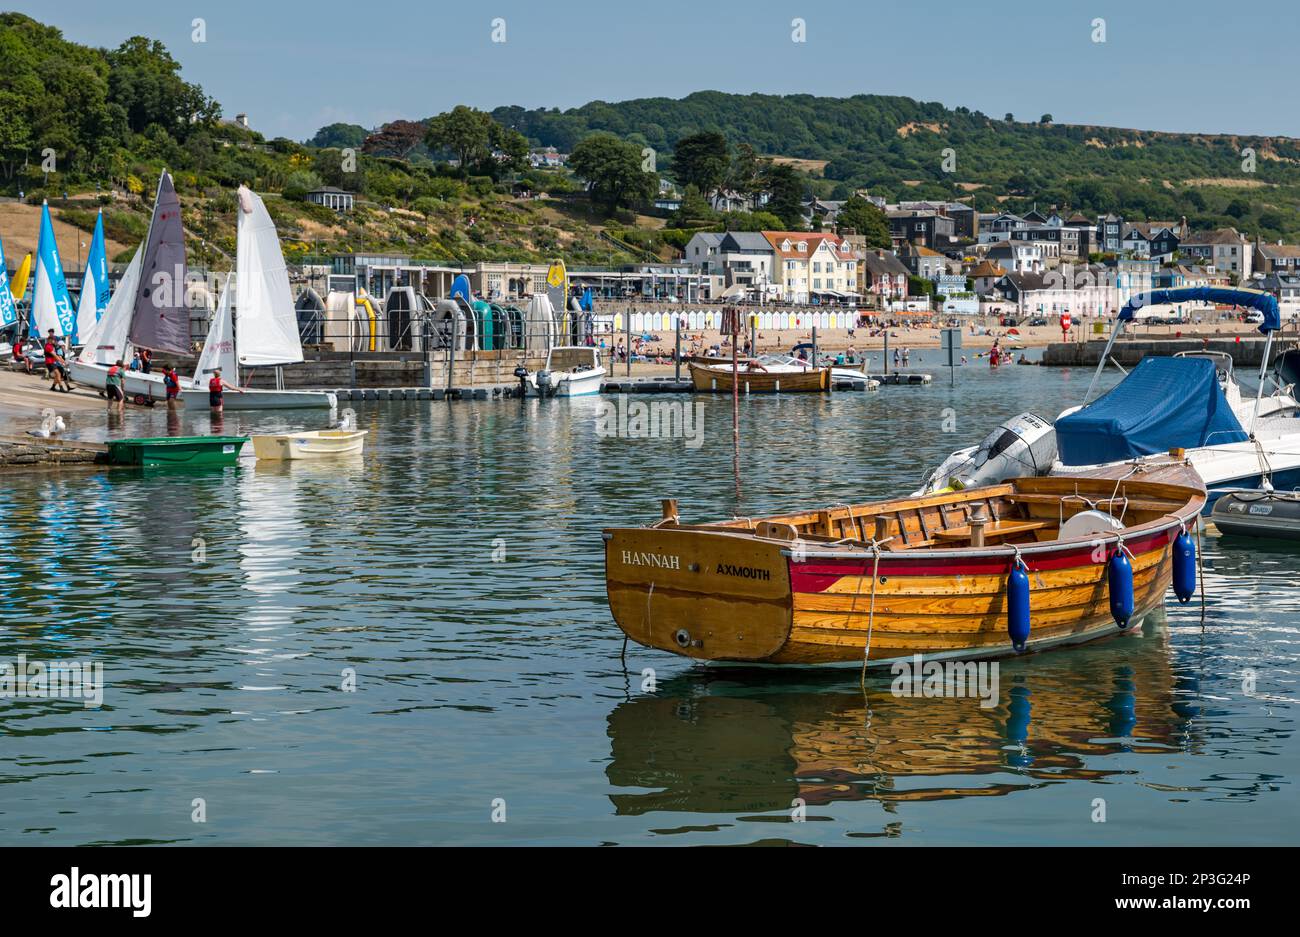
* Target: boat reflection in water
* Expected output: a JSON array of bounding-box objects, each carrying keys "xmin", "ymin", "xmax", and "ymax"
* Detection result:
[{"xmin": 605, "ymin": 609, "xmax": 1205, "ymax": 821}]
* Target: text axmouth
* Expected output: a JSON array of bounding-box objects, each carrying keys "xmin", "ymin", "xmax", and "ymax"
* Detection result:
[
  {"xmin": 717, "ymin": 563, "xmax": 771, "ymax": 580},
  {"xmin": 50, "ymin": 868, "xmax": 151, "ymax": 918},
  {"xmin": 621, "ymin": 550, "xmax": 680, "ymax": 569}
]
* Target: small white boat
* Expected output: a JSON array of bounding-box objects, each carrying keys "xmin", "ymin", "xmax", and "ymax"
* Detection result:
[
  {"xmin": 526, "ymin": 346, "xmax": 605, "ymax": 397},
  {"xmin": 756, "ymin": 353, "xmax": 879, "ymax": 387},
  {"xmin": 250, "ymin": 429, "xmax": 367, "ymax": 460},
  {"xmin": 179, "ymin": 385, "xmax": 338, "ymax": 411}
]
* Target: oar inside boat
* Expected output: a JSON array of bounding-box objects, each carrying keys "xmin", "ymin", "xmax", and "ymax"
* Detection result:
[{"xmin": 604, "ymin": 463, "xmax": 1206, "ymax": 667}]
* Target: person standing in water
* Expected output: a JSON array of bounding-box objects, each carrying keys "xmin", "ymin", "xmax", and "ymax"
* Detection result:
[
  {"xmin": 104, "ymin": 359, "xmax": 126, "ymax": 414},
  {"xmin": 208, "ymin": 368, "xmax": 244, "ymax": 413},
  {"xmin": 163, "ymin": 365, "xmax": 182, "ymax": 411}
]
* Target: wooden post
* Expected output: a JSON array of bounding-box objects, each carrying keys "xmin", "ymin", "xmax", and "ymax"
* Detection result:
[
  {"xmin": 675, "ymin": 317, "xmax": 681, "ymax": 381},
  {"xmin": 969, "ymin": 505, "xmax": 989, "ymax": 548}
]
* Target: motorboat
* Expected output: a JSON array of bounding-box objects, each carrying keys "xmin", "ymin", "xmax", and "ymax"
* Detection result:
[
  {"xmin": 918, "ymin": 286, "xmax": 1300, "ymax": 510},
  {"xmin": 525, "ymin": 346, "xmax": 605, "ymax": 397}
]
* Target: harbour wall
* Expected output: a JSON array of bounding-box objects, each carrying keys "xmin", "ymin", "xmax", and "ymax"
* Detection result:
[
  {"xmin": 1042, "ymin": 337, "xmax": 1274, "ymax": 367},
  {"xmin": 0, "ymin": 435, "xmax": 107, "ymax": 469}
]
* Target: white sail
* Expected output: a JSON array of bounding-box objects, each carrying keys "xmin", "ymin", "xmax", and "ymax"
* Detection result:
[
  {"xmin": 192, "ymin": 273, "xmax": 237, "ymax": 388},
  {"xmin": 234, "ymin": 186, "xmax": 303, "ymax": 367},
  {"xmin": 76, "ymin": 246, "xmax": 141, "ymax": 366}
]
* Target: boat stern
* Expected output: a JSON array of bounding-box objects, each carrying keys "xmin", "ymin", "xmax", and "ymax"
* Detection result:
[{"xmin": 604, "ymin": 526, "xmax": 793, "ymax": 662}]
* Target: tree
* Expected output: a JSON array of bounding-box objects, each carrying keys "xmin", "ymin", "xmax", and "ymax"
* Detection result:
[
  {"xmin": 760, "ymin": 161, "xmax": 805, "ymax": 229},
  {"xmin": 1040, "ymin": 114, "xmax": 1053, "ymax": 124},
  {"xmin": 309, "ymin": 122, "xmax": 367, "ymax": 149},
  {"xmin": 726, "ymin": 142, "xmax": 764, "ymax": 204},
  {"xmin": 672, "ymin": 130, "xmax": 729, "ymax": 199},
  {"xmin": 424, "ymin": 105, "xmax": 493, "ymax": 169},
  {"xmin": 362, "ymin": 120, "xmax": 427, "ymax": 159},
  {"xmin": 1224, "ymin": 198, "xmax": 1249, "ymax": 219},
  {"xmin": 1004, "ymin": 113, "xmax": 1015, "ymax": 122},
  {"xmin": 107, "ymin": 36, "xmax": 218, "ymax": 138},
  {"xmin": 835, "ymin": 195, "xmax": 890, "ymax": 248},
  {"xmin": 568, "ymin": 132, "xmax": 657, "ymax": 214},
  {"xmin": 669, "ymin": 185, "xmax": 717, "ymax": 225},
  {"xmin": 487, "ymin": 122, "xmax": 529, "ymax": 175}
]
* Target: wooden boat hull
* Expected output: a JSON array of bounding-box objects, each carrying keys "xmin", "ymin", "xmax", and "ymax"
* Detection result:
[
  {"xmin": 250, "ymin": 429, "xmax": 367, "ymax": 460},
  {"xmin": 688, "ymin": 362, "xmax": 830, "ymax": 394},
  {"xmin": 605, "ymin": 471, "xmax": 1205, "ymax": 666}
]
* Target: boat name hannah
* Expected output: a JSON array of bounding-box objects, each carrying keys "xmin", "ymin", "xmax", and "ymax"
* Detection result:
[{"xmin": 621, "ymin": 550, "xmax": 681, "ymax": 570}]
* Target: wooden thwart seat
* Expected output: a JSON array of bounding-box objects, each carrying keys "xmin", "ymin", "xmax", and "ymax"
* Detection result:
[{"xmin": 931, "ymin": 518, "xmax": 1051, "ymax": 543}]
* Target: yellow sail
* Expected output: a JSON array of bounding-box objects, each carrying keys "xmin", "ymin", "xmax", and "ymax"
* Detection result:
[{"xmin": 10, "ymin": 252, "xmax": 31, "ymax": 300}]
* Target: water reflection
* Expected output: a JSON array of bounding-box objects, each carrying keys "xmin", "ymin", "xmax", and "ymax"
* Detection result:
[{"xmin": 607, "ymin": 615, "xmax": 1206, "ymax": 817}]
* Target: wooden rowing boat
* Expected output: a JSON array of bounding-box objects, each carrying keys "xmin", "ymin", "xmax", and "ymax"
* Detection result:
[
  {"xmin": 604, "ymin": 462, "xmax": 1205, "ymax": 666},
  {"xmin": 688, "ymin": 361, "xmax": 831, "ymax": 393}
]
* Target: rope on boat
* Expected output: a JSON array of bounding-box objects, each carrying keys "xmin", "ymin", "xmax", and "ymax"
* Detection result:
[
  {"xmin": 1195, "ymin": 519, "xmax": 1207, "ymax": 627},
  {"xmin": 857, "ymin": 541, "xmax": 883, "ymax": 694}
]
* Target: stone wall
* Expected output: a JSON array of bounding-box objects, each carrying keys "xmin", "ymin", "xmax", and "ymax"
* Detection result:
[
  {"xmin": 0, "ymin": 441, "xmax": 106, "ymax": 468},
  {"xmin": 1042, "ymin": 337, "xmax": 1271, "ymax": 367}
]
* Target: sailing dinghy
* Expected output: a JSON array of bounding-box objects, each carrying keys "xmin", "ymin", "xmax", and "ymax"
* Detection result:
[
  {"xmin": 69, "ymin": 172, "xmax": 185, "ymax": 398},
  {"xmin": 181, "ymin": 186, "xmax": 335, "ymax": 411}
]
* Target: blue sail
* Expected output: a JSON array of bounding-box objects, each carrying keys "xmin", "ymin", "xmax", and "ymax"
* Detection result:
[
  {"xmin": 32, "ymin": 201, "xmax": 76, "ymax": 339},
  {"xmin": 0, "ymin": 234, "xmax": 16, "ymax": 329},
  {"xmin": 75, "ymin": 209, "xmax": 110, "ymax": 342}
]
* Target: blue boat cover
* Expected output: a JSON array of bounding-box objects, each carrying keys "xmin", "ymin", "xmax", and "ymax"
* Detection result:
[
  {"xmin": 1119, "ymin": 286, "xmax": 1279, "ymax": 333},
  {"xmin": 1056, "ymin": 356, "xmax": 1247, "ymax": 465}
]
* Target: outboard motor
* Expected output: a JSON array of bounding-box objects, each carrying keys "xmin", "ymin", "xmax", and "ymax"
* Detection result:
[
  {"xmin": 536, "ymin": 369, "xmax": 555, "ymax": 398},
  {"xmin": 513, "ymin": 365, "xmax": 530, "ymax": 398},
  {"xmin": 918, "ymin": 412, "xmax": 1057, "ymax": 494}
]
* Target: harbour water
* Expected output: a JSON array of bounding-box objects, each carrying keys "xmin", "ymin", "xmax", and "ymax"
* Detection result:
[{"xmin": 1, "ymin": 356, "xmax": 1296, "ymax": 845}]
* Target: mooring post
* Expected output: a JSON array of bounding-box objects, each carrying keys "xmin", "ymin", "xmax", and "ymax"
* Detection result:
[{"xmin": 675, "ymin": 317, "xmax": 681, "ymax": 381}]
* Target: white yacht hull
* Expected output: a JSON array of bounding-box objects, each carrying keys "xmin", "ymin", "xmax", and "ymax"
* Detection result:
[{"xmin": 526, "ymin": 366, "xmax": 606, "ymax": 397}]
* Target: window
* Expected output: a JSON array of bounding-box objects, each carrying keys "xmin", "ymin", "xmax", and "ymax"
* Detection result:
[{"xmin": 813, "ymin": 262, "xmax": 821, "ymax": 273}]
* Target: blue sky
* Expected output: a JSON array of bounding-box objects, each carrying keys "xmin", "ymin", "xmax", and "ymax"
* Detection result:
[{"xmin": 11, "ymin": 0, "xmax": 1300, "ymax": 141}]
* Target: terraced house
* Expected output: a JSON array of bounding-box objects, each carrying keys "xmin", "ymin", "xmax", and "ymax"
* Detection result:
[{"xmin": 762, "ymin": 231, "xmax": 859, "ymax": 304}]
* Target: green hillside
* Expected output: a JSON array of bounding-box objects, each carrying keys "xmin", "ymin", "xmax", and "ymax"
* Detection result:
[
  {"xmin": 0, "ymin": 13, "xmax": 646, "ymax": 267},
  {"xmin": 492, "ymin": 91, "xmax": 1300, "ymax": 239}
]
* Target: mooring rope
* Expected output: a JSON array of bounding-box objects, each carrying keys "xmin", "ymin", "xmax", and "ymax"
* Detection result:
[
  {"xmin": 856, "ymin": 541, "xmax": 884, "ymax": 694},
  {"xmin": 1195, "ymin": 518, "xmax": 1207, "ymax": 627}
]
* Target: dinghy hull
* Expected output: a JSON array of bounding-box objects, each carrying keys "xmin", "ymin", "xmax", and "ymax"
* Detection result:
[
  {"xmin": 250, "ymin": 429, "xmax": 367, "ymax": 460},
  {"xmin": 179, "ymin": 388, "xmax": 337, "ymax": 410}
]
